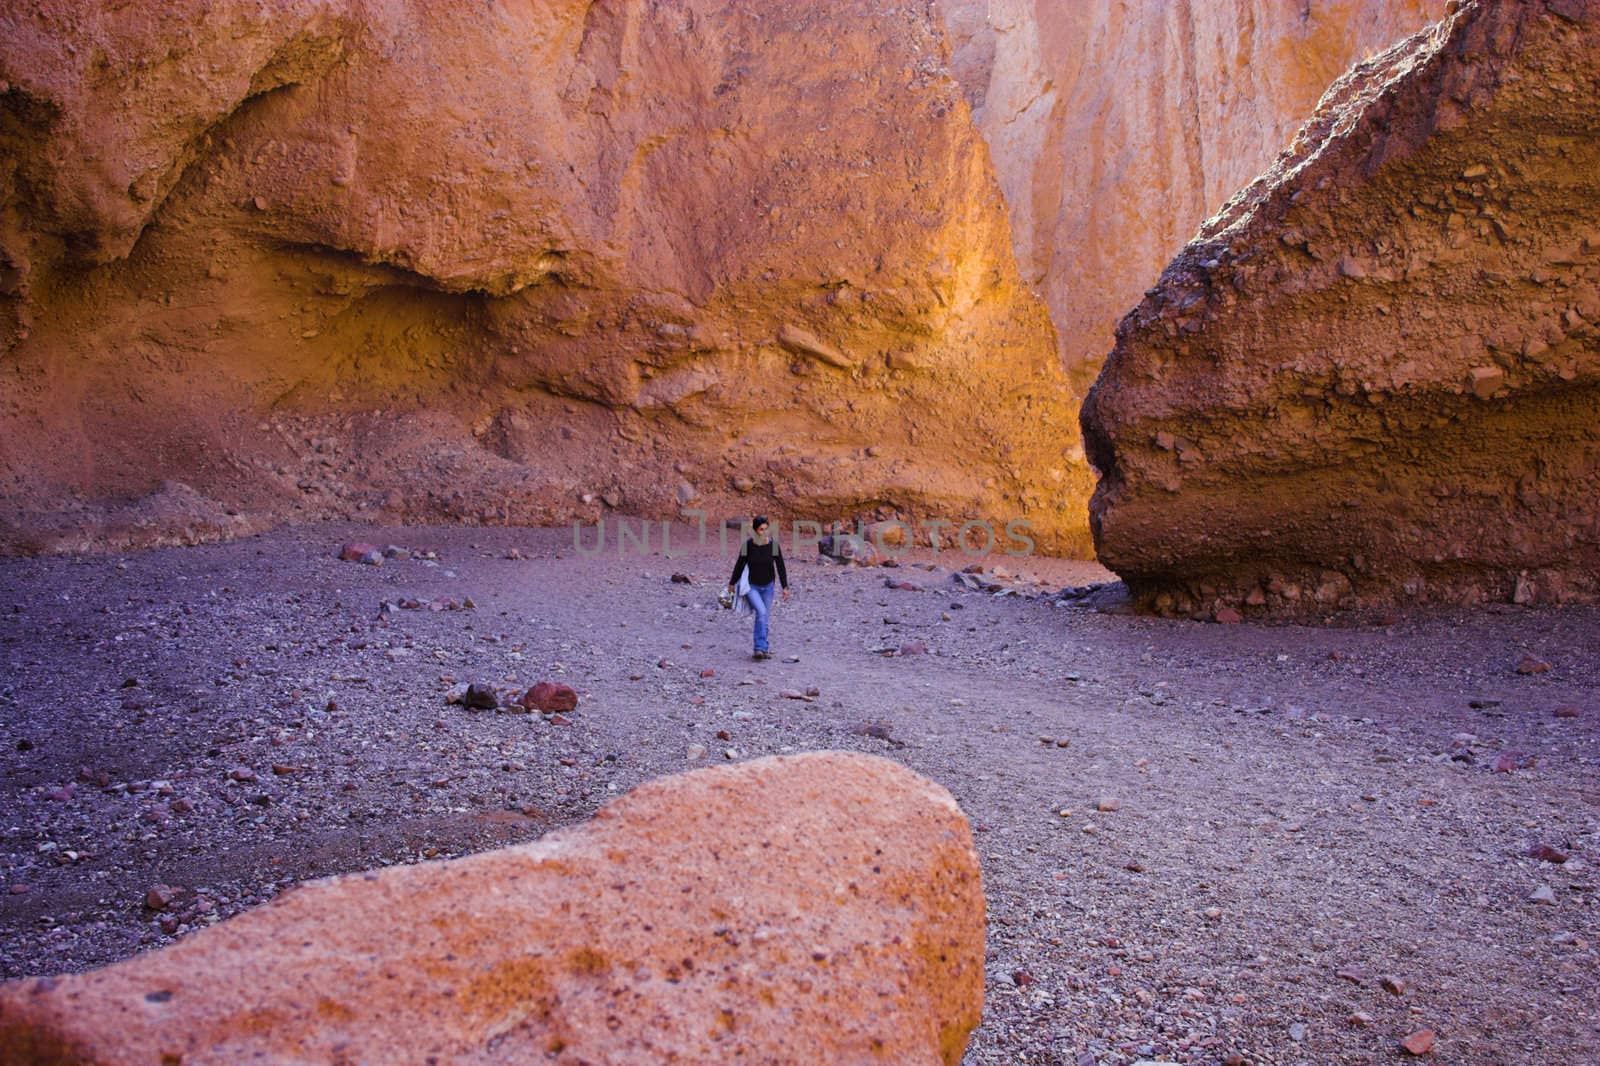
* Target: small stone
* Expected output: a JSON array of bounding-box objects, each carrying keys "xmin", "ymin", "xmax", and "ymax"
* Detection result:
[
  {"xmin": 671, "ymin": 573, "xmax": 692, "ymax": 584},
  {"xmin": 1203, "ymin": 906, "xmax": 1223, "ymax": 921},
  {"xmin": 144, "ymin": 885, "xmax": 180, "ymax": 911},
  {"xmin": 686, "ymin": 744, "xmax": 707, "ymax": 762},
  {"xmin": 520, "ymin": 682, "xmax": 578, "ymax": 713},
  {"xmin": 271, "ymin": 764, "xmax": 295, "ymax": 776},
  {"xmin": 1288, "ymin": 1022, "xmax": 1306, "ymax": 1042},
  {"xmin": 228, "ymin": 767, "xmax": 256, "ymax": 782},
  {"xmin": 897, "ymin": 641, "xmax": 928, "ymax": 657},
  {"xmin": 1381, "ymin": 974, "xmax": 1408, "ymax": 995},
  {"xmin": 444, "ymin": 682, "xmax": 471, "ymax": 705},
  {"xmin": 1350, "ymin": 1011, "xmax": 1375, "ymax": 1027},
  {"xmin": 1214, "ymin": 607, "xmax": 1243, "ymax": 624},
  {"xmin": 1525, "ymin": 843, "xmax": 1568, "ymax": 863},
  {"xmin": 1096, "ymin": 797, "xmax": 1121, "ymax": 812},
  {"xmin": 1529, "ymin": 885, "xmax": 1557, "ymax": 905},
  {"xmin": 1399, "ymin": 1029, "xmax": 1435, "ymax": 1056},
  {"xmin": 699, "ymin": 668, "xmax": 716, "ymax": 678},
  {"xmin": 464, "ymin": 684, "xmax": 500, "ymax": 711},
  {"xmin": 548, "ymin": 713, "xmax": 572, "ymax": 726},
  {"xmin": 1515, "ymin": 654, "xmax": 1551, "ymax": 675},
  {"xmin": 1335, "ymin": 968, "xmax": 1365, "ymax": 985},
  {"xmin": 1553, "ymin": 704, "xmax": 1580, "ymax": 718}
]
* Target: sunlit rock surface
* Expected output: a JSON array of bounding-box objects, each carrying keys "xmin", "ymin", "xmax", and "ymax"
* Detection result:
[
  {"xmin": 1081, "ymin": 0, "xmax": 1600, "ymax": 616},
  {"xmin": 0, "ymin": 752, "xmax": 985, "ymax": 1065},
  {"xmin": 0, "ymin": 0, "xmax": 1088, "ymax": 553}
]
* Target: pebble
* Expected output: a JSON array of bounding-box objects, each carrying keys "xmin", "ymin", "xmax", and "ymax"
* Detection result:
[
  {"xmin": 1524, "ymin": 843, "xmax": 1568, "ymax": 863},
  {"xmin": 144, "ymin": 885, "xmax": 180, "ymax": 911},
  {"xmin": 1529, "ymin": 885, "xmax": 1557, "ymax": 905},
  {"xmin": 1515, "ymin": 654, "xmax": 1551, "ymax": 675},
  {"xmin": 228, "ymin": 767, "xmax": 256, "ymax": 782},
  {"xmin": 1400, "ymin": 1029, "xmax": 1436, "ymax": 1055},
  {"xmin": 1553, "ymin": 704, "xmax": 1580, "ymax": 718},
  {"xmin": 686, "ymin": 744, "xmax": 707, "ymax": 762},
  {"xmin": 1203, "ymin": 907, "xmax": 1223, "ymax": 921},
  {"xmin": 1288, "ymin": 1022, "xmax": 1306, "ymax": 1042},
  {"xmin": 1382, "ymin": 974, "xmax": 1408, "ymax": 995},
  {"xmin": 1096, "ymin": 797, "xmax": 1121, "ymax": 812}
]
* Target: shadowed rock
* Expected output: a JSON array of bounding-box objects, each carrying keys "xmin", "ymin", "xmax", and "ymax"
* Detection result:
[
  {"xmin": 0, "ymin": 751, "xmax": 984, "ymax": 1065},
  {"xmin": 1081, "ymin": 0, "xmax": 1600, "ymax": 617}
]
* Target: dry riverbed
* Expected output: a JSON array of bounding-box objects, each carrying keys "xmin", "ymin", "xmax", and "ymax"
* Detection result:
[{"xmin": 2, "ymin": 523, "xmax": 1597, "ymax": 1065}]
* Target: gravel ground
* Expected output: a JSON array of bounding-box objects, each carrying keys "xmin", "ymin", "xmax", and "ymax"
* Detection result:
[{"xmin": 2, "ymin": 523, "xmax": 1597, "ymax": 1065}]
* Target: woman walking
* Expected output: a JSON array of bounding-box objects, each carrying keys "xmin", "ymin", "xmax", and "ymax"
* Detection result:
[{"xmin": 727, "ymin": 515, "xmax": 790, "ymax": 660}]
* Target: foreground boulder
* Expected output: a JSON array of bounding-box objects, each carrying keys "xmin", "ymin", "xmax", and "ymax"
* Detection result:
[
  {"xmin": 1081, "ymin": 0, "xmax": 1600, "ymax": 616},
  {"xmin": 0, "ymin": 752, "xmax": 983, "ymax": 1065}
]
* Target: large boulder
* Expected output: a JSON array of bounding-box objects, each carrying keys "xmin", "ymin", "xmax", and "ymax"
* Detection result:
[
  {"xmin": 1081, "ymin": 0, "xmax": 1600, "ymax": 616},
  {"xmin": 0, "ymin": 752, "xmax": 984, "ymax": 1065},
  {"xmin": 0, "ymin": 0, "xmax": 1087, "ymax": 554}
]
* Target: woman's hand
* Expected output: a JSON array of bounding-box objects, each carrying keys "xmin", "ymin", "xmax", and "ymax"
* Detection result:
[{"xmin": 781, "ymin": 587, "xmax": 792, "ymax": 601}]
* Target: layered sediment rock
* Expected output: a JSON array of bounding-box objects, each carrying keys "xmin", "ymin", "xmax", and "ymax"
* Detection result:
[
  {"xmin": 1082, "ymin": 0, "xmax": 1600, "ymax": 616},
  {"xmin": 935, "ymin": 0, "xmax": 1447, "ymax": 382},
  {"xmin": 0, "ymin": 0, "xmax": 1090, "ymax": 554},
  {"xmin": 0, "ymin": 752, "xmax": 985, "ymax": 1064}
]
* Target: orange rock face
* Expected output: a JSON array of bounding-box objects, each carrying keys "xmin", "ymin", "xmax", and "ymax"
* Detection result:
[
  {"xmin": 935, "ymin": 0, "xmax": 1447, "ymax": 382},
  {"xmin": 1082, "ymin": 0, "xmax": 1600, "ymax": 616},
  {"xmin": 0, "ymin": 0, "xmax": 1089, "ymax": 554},
  {"xmin": 0, "ymin": 752, "xmax": 985, "ymax": 1065}
]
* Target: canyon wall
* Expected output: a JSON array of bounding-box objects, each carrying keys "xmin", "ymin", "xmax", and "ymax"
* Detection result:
[
  {"xmin": 0, "ymin": 0, "xmax": 1090, "ymax": 554},
  {"xmin": 936, "ymin": 0, "xmax": 1448, "ymax": 387},
  {"xmin": 1081, "ymin": 0, "xmax": 1600, "ymax": 616}
]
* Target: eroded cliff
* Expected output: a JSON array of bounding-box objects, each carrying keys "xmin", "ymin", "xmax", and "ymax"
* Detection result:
[
  {"xmin": 1081, "ymin": 0, "xmax": 1600, "ymax": 615},
  {"xmin": 936, "ymin": 0, "xmax": 1448, "ymax": 386},
  {"xmin": 0, "ymin": 0, "xmax": 1090, "ymax": 553}
]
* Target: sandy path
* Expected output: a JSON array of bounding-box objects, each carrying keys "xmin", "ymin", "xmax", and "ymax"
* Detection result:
[{"xmin": 2, "ymin": 523, "xmax": 1596, "ymax": 1064}]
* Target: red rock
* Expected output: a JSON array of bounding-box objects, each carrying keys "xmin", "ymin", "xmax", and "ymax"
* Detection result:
[
  {"xmin": 1214, "ymin": 607, "xmax": 1243, "ymax": 624},
  {"xmin": 1554, "ymin": 705, "xmax": 1581, "ymax": 719},
  {"xmin": 143, "ymin": 885, "xmax": 179, "ymax": 911},
  {"xmin": 547, "ymin": 713, "xmax": 572, "ymax": 727},
  {"xmin": 337, "ymin": 542, "xmax": 380, "ymax": 562},
  {"xmin": 1400, "ymin": 1028, "xmax": 1436, "ymax": 1056},
  {"xmin": 1516, "ymin": 655, "xmax": 1551, "ymax": 676},
  {"xmin": 227, "ymin": 767, "xmax": 256, "ymax": 782},
  {"xmin": 699, "ymin": 668, "xmax": 715, "ymax": 678},
  {"xmin": 1524, "ymin": 844, "xmax": 1568, "ymax": 864},
  {"xmin": 897, "ymin": 641, "xmax": 929, "ymax": 657},
  {"xmin": 0, "ymin": 753, "xmax": 983, "ymax": 1065},
  {"xmin": 1381, "ymin": 974, "xmax": 1408, "ymax": 995},
  {"xmin": 519, "ymin": 681, "xmax": 578, "ymax": 714}
]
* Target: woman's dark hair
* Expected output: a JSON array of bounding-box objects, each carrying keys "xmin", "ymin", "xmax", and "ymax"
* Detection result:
[{"xmin": 752, "ymin": 515, "xmax": 770, "ymax": 529}]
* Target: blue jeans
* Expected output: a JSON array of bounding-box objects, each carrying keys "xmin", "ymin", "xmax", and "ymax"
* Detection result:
[{"xmin": 745, "ymin": 581, "xmax": 777, "ymax": 652}]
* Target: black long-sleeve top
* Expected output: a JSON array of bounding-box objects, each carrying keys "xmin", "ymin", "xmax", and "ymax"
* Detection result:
[{"xmin": 730, "ymin": 537, "xmax": 788, "ymax": 589}]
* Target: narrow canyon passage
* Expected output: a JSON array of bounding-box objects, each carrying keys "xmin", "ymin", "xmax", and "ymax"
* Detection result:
[{"xmin": 3, "ymin": 526, "xmax": 1595, "ymax": 1063}]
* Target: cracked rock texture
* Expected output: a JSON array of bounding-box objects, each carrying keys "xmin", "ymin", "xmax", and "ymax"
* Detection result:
[
  {"xmin": 0, "ymin": 751, "xmax": 985, "ymax": 1065},
  {"xmin": 1081, "ymin": 0, "xmax": 1600, "ymax": 617},
  {"xmin": 0, "ymin": 0, "xmax": 1087, "ymax": 554},
  {"xmin": 935, "ymin": 0, "xmax": 1446, "ymax": 383}
]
